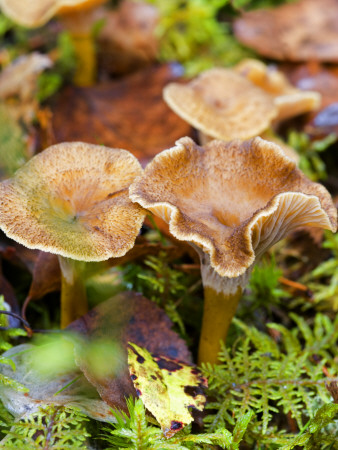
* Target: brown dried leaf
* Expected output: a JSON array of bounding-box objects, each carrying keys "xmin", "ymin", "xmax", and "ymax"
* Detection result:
[
  {"xmin": 27, "ymin": 252, "xmax": 61, "ymax": 301},
  {"xmin": 68, "ymin": 291, "xmax": 191, "ymax": 411},
  {"xmin": 234, "ymin": 0, "xmax": 338, "ymax": 62},
  {"xmin": 51, "ymin": 64, "xmax": 193, "ymax": 165}
]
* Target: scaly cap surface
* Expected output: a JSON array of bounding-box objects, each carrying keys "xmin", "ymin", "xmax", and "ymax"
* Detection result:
[
  {"xmin": 130, "ymin": 137, "xmax": 337, "ymax": 278},
  {"xmin": 0, "ymin": 142, "xmax": 146, "ymax": 261}
]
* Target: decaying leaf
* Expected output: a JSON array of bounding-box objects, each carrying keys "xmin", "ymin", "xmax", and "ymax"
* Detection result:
[
  {"xmin": 234, "ymin": 0, "xmax": 338, "ymax": 62},
  {"xmin": 51, "ymin": 64, "xmax": 192, "ymax": 164},
  {"xmin": 68, "ymin": 292, "xmax": 191, "ymax": 412},
  {"xmin": 128, "ymin": 342, "xmax": 207, "ymax": 438}
]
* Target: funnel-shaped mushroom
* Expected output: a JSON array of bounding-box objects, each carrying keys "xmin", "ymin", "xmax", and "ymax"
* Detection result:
[
  {"xmin": 0, "ymin": 0, "xmax": 106, "ymax": 86},
  {"xmin": 163, "ymin": 68, "xmax": 278, "ymax": 144},
  {"xmin": 0, "ymin": 142, "xmax": 146, "ymax": 327},
  {"xmin": 130, "ymin": 137, "xmax": 337, "ymax": 364}
]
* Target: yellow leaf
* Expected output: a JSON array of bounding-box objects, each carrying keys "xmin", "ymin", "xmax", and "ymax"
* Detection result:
[{"xmin": 128, "ymin": 342, "xmax": 207, "ymax": 438}]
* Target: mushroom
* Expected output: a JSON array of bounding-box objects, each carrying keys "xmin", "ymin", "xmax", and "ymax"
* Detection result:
[
  {"xmin": 129, "ymin": 136, "xmax": 337, "ymax": 364},
  {"xmin": 98, "ymin": 0, "xmax": 159, "ymax": 76},
  {"xmin": 0, "ymin": 142, "xmax": 146, "ymax": 328},
  {"xmin": 0, "ymin": 52, "xmax": 53, "ymax": 124},
  {"xmin": 0, "ymin": 0, "xmax": 107, "ymax": 86},
  {"xmin": 163, "ymin": 67, "xmax": 278, "ymax": 145},
  {"xmin": 235, "ymin": 59, "xmax": 321, "ymax": 122},
  {"xmin": 233, "ymin": 0, "xmax": 338, "ymax": 63}
]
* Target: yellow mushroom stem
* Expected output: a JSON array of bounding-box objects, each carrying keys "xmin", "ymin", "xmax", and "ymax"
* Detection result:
[
  {"xmin": 58, "ymin": 256, "xmax": 88, "ymax": 328},
  {"xmin": 195, "ymin": 252, "xmax": 251, "ymax": 365},
  {"xmin": 69, "ymin": 31, "xmax": 96, "ymax": 87},
  {"xmin": 198, "ymin": 286, "xmax": 242, "ymax": 365},
  {"xmin": 59, "ymin": 7, "xmax": 101, "ymax": 87}
]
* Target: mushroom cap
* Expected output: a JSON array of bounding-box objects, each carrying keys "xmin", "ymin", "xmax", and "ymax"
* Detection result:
[
  {"xmin": 234, "ymin": 0, "xmax": 338, "ymax": 62},
  {"xmin": 0, "ymin": 142, "xmax": 146, "ymax": 261},
  {"xmin": 130, "ymin": 137, "xmax": 337, "ymax": 278},
  {"xmin": 0, "ymin": 52, "xmax": 53, "ymax": 100},
  {"xmin": 0, "ymin": 0, "xmax": 106, "ymax": 27},
  {"xmin": 163, "ymin": 68, "xmax": 278, "ymax": 141},
  {"xmin": 235, "ymin": 58, "xmax": 321, "ymax": 121}
]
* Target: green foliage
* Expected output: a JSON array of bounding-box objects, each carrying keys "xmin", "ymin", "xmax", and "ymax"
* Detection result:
[
  {"xmin": 202, "ymin": 314, "xmax": 338, "ymax": 446},
  {"xmin": 281, "ymin": 403, "xmax": 338, "ymax": 449},
  {"xmin": 0, "ymin": 298, "xmax": 28, "ymax": 394},
  {"xmin": 302, "ymin": 231, "xmax": 338, "ymax": 310},
  {"xmin": 230, "ymin": 0, "xmax": 296, "ymax": 10},
  {"xmin": 0, "ymin": 404, "xmax": 90, "ymax": 449},
  {"xmin": 37, "ymin": 32, "xmax": 76, "ymax": 102},
  {"xmin": 144, "ymin": 0, "xmax": 254, "ymax": 76},
  {"xmin": 123, "ymin": 252, "xmax": 199, "ymax": 337},
  {"xmin": 288, "ymin": 131, "xmax": 336, "ymax": 181},
  {"xmin": 0, "ymin": 105, "xmax": 28, "ymax": 177},
  {"xmin": 243, "ymin": 255, "xmax": 289, "ymax": 310},
  {"xmin": 103, "ymin": 396, "xmax": 251, "ymax": 449}
]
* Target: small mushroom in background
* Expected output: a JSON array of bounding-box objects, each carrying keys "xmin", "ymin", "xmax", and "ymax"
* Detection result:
[
  {"xmin": 234, "ymin": 59, "xmax": 321, "ymax": 122},
  {"xmin": 0, "ymin": 142, "xmax": 146, "ymax": 328},
  {"xmin": 98, "ymin": 0, "xmax": 159, "ymax": 76},
  {"xmin": 130, "ymin": 136, "xmax": 337, "ymax": 365},
  {"xmin": 163, "ymin": 66, "xmax": 321, "ymax": 162},
  {"xmin": 233, "ymin": 0, "xmax": 338, "ymax": 63},
  {"xmin": 163, "ymin": 67, "xmax": 278, "ymax": 144},
  {"xmin": 0, "ymin": 52, "xmax": 53, "ymax": 124},
  {"xmin": 0, "ymin": 0, "xmax": 107, "ymax": 86}
]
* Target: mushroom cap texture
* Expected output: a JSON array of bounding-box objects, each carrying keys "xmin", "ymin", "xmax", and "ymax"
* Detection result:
[
  {"xmin": 163, "ymin": 68, "xmax": 277, "ymax": 141},
  {"xmin": 130, "ymin": 137, "xmax": 337, "ymax": 278},
  {"xmin": 0, "ymin": 142, "xmax": 146, "ymax": 261},
  {"xmin": 235, "ymin": 58, "xmax": 321, "ymax": 121},
  {"xmin": 234, "ymin": 0, "xmax": 338, "ymax": 62},
  {"xmin": 0, "ymin": 0, "xmax": 105, "ymax": 27}
]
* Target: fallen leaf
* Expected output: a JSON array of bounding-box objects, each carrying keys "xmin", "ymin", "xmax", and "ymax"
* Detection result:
[
  {"xmin": 27, "ymin": 252, "xmax": 61, "ymax": 301},
  {"xmin": 0, "ymin": 232, "xmax": 39, "ymax": 274},
  {"xmin": 51, "ymin": 64, "xmax": 193, "ymax": 164},
  {"xmin": 234, "ymin": 0, "xmax": 338, "ymax": 62},
  {"xmin": 68, "ymin": 292, "xmax": 191, "ymax": 412},
  {"xmin": 128, "ymin": 342, "xmax": 207, "ymax": 438}
]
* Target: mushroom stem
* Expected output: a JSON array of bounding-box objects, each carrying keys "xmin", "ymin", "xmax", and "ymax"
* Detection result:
[
  {"xmin": 60, "ymin": 7, "xmax": 101, "ymax": 87},
  {"xmin": 196, "ymin": 255, "xmax": 252, "ymax": 365},
  {"xmin": 198, "ymin": 285, "xmax": 242, "ymax": 365},
  {"xmin": 69, "ymin": 31, "xmax": 96, "ymax": 87},
  {"xmin": 58, "ymin": 256, "xmax": 88, "ymax": 328}
]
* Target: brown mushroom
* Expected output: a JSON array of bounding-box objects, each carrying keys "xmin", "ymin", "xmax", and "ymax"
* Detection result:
[
  {"xmin": 0, "ymin": 0, "xmax": 107, "ymax": 86},
  {"xmin": 0, "ymin": 52, "xmax": 53, "ymax": 124},
  {"xmin": 163, "ymin": 68, "xmax": 278, "ymax": 144},
  {"xmin": 235, "ymin": 59, "xmax": 321, "ymax": 122},
  {"xmin": 234, "ymin": 0, "xmax": 338, "ymax": 62},
  {"xmin": 0, "ymin": 142, "xmax": 146, "ymax": 327},
  {"xmin": 130, "ymin": 136, "xmax": 337, "ymax": 364}
]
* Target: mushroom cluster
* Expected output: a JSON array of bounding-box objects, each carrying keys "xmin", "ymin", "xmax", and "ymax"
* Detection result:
[
  {"xmin": 0, "ymin": 135, "xmax": 336, "ymax": 364},
  {"xmin": 0, "ymin": 0, "xmax": 107, "ymax": 86}
]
